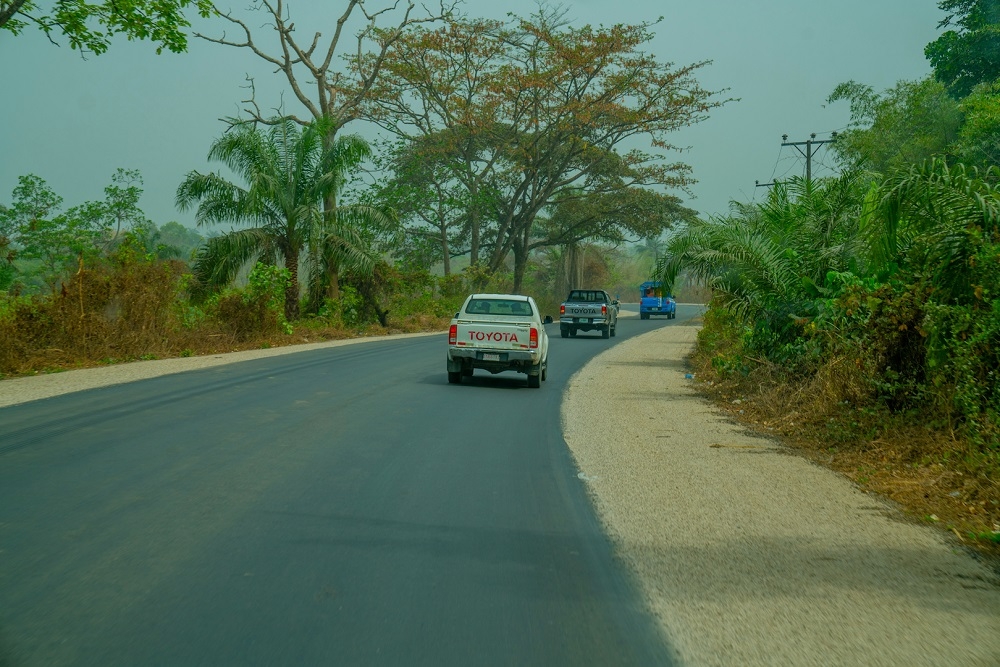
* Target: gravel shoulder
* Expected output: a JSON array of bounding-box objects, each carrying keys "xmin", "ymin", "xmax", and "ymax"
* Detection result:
[{"xmin": 562, "ymin": 324, "xmax": 1000, "ymax": 667}]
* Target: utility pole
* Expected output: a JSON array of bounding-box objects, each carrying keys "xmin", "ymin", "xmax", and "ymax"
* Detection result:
[{"xmin": 781, "ymin": 132, "xmax": 837, "ymax": 182}]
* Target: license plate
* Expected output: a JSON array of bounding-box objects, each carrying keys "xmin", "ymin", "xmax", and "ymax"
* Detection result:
[
  {"xmin": 577, "ymin": 317, "xmax": 590, "ymax": 324},
  {"xmin": 483, "ymin": 353, "xmax": 500, "ymax": 361}
]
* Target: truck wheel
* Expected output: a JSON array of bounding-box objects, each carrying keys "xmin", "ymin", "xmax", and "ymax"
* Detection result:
[
  {"xmin": 610, "ymin": 324, "xmax": 616, "ymax": 337},
  {"xmin": 602, "ymin": 325, "xmax": 610, "ymax": 339},
  {"xmin": 542, "ymin": 362, "xmax": 547, "ymax": 381},
  {"xmin": 448, "ymin": 371, "xmax": 462, "ymax": 384},
  {"xmin": 640, "ymin": 313, "xmax": 648, "ymax": 320},
  {"xmin": 569, "ymin": 328, "xmax": 577, "ymax": 337},
  {"xmin": 527, "ymin": 373, "xmax": 541, "ymax": 388},
  {"xmin": 560, "ymin": 329, "xmax": 569, "ymax": 338}
]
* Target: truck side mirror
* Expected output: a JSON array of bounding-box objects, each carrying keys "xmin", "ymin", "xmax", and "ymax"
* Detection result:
[
  {"xmin": 454, "ymin": 311, "xmax": 460, "ymax": 318},
  {"xmin": 543, "ymin": 315, "xmax": 553, "ymax": 324}
]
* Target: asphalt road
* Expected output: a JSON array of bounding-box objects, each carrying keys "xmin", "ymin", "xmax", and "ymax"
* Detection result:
[{"xmin": 0, "ymin": 305, "xmax": 698, "ymax": 666}]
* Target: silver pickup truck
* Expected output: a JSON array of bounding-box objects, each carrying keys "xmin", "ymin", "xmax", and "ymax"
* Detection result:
[
  {"xmin": 559, "ymin": 289, "xmax": 619, "ymax": 339},
  {"xmin": 447, "ymin": 293, "xmax": 551, "ymax": 388}
]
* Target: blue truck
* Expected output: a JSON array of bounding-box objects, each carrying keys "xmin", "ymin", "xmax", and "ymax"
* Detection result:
[{"xmin": 639, "ymin": 281, "xmax": 676, "ymax": 320}]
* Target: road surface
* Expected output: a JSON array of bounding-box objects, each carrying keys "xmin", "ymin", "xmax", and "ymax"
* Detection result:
[{"xmin": 0, "ymin": 305, "xmax": 698, "ymax": 666}]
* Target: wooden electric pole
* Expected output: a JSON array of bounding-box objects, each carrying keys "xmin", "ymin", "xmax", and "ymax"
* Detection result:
[{"xmin": 781, "ymin": 132, "xmax": 837, "ymax": 183}]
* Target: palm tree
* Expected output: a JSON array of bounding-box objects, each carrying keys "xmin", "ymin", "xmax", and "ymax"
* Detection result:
[
  {"xmin": 862, "ymin": 158, "xmax": 1000, "ymax": 303},
  {"xmin": 657, "ymin": 172, "xmax": 870, "ymax": 324},
  {"xmin": 176, "ymin": 118, "xmax": 389, "ymax": 320}
]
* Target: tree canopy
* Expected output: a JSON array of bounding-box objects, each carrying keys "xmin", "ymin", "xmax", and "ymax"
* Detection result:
[
  {"xmin": 925, "ymin": 0, "xmax": 1000, "ymax": 98},
  {"xmin": 367, "ymin": 12, "xmax": 726, "ymax": 290},
  {"xmin": 0, "ymin": 0, "xmax": 212, "ymax": 54}
]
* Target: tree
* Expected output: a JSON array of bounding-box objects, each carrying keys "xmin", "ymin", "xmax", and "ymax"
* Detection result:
[
  {"xmin": 373, "ymin": 139, "xmax": 472, "ymax": 275},
  {"xmin": 176, "ymin": 118, "xmax": 387, "ymax": 320},
  {"xmin": 0, "ymin": 173, "xmax": 146, "ymax": 293},
  {"xmin": 658, "ymin": 172, "xmax": 871, "ymax": 327},
  {"xmin": 372, "ymin": 12, "xmax": 725, "ymax": 291},
  {"xmin": 363, "ymin": 17, "xmax": 511, "ymax": 268},
  {"xmin": 193, "ymin": 0, "xmax": 455, "ymax": 298},
  {"xmin": 1, "ymin": 0, "xmax": 212, "ymax": 54},
  {"xmin": 157, "ymin": 221, "xmax": 205, "ymax": 259},
  {"xmin": 864, "ymin": 158, "xmax": 1000, "ymax": 302},
  {"xmin": 925, "ymin": 0, "xmax": 1000, "ymax": 98},
  {"xmin": 827, "ymin": 78, "xmax": 963, "ymax": 173},
  {"xmin": 953, "ymin": 80, "xmax": 1000, "ymax": 169}
]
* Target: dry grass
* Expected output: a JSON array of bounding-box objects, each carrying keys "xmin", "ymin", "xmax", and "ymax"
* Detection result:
[
  {"xmin": 689, "ymin": 346, "xmax": 1000, "ymax": 563},
  {"xmin": 0, "ymin": 259, "xmax": 451, "ymax": 378}
]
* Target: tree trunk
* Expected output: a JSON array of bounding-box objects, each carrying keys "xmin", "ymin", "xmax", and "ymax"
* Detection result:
[
  {"xmin": 469, "ymin": 175, "xmax": 480, "ymax": 266},
  {"xmin": 441, "ymin": 225, "xmax": 451, "ymax": 276},
  {"xmin": 285, "ymin": 250, "xmax": 300, "ymax": 321},
  {"xmin": 511, "ymin": 225, "xmax": 531, "ymax": 293}
]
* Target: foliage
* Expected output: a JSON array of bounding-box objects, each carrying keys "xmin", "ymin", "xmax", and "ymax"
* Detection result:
[
  {"xmin": 0, "ymin": 0, "xmax": 213, "ymax": 54},
  {"xmin": 176, "ymin": 118, "xmax": 388, "ymax": 321},
  {"xmin": 367, "ymin": 11, "xmax": 727, "ymax": 291},
  {"xmin": 157, "ymin": 221, "xmax": 204, "ymax": 259},
  {"xmin": 0, "ymin": 234, "xmax": 188, "ymax": 374},
  {"xmin": 925, "ymin": 0, "xmax": 1000, "ymax": 98},
  {"xmin": 954, "ymin": 80, "xmax": 1000, "ymax": 169},
  {"xmin": 827, "ymin": 78, "xmax": 962, "ymax": 173},
  {"xmin": 0, "ymin": 172, "xmax": 153, "ymax": 293},
  {"xmin": 659, "ymin": 172, "xmax": 871, "ymax": 346},
  {"xmin": 210, "ymin": 262, "xmax": 291, "ymax": 338}
]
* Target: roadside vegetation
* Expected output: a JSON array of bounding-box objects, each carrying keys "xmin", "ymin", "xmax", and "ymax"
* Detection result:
[
  {"xmin": 658, "ymin": 0, "xmax": 1000, "ymax": 556},
  {"xmin": 0, "ymin": 6, "xmax": 717, "ymax": 376}
]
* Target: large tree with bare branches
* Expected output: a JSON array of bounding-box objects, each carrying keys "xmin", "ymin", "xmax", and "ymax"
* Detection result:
[{"xmin": 194, "ymin": 0, "xmax": 455, "ymax": 301}]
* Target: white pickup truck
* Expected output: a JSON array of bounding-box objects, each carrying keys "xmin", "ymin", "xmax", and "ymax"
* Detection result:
[{"xmin": 447, "ymin": 293, "xmax": 550, "ymax": 388}]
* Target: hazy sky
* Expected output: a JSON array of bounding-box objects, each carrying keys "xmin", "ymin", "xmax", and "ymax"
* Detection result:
[{"xmin": 1, "ymin": 1, "xmax": 944, "ymax": 231}]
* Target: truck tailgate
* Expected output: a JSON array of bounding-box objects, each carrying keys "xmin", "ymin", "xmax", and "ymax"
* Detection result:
[
  {"xmin": 453, "ymin": 321, "xmax": 534, "ymax": 350},
  {"xmin": 563, "ymin": 303, "xmax": 604, "ymax": 316}
]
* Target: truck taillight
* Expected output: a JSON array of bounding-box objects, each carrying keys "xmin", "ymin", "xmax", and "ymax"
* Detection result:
[
  {"xmin": 602, "ymin": 304, "xmax": 607, "ymax": 315},
  {"xmin": 560, "ymin": 304, "xmax": 565, "ymax": 315},
  {"xmin": 448, "ymin": 324, "xmax": 457, "ymax": 344},
  {"xmin": 529, "ymin": 328, "xmax": 538, "ymax": 349}
]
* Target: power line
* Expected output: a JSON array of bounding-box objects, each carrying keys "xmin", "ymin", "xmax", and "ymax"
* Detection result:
[{"xmin": 781, "ymin": 132, "xmax": 838, "ymax": 182}]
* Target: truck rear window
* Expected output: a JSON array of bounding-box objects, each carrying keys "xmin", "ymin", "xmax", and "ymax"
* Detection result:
[
  {"xmin": 465, "ymin": 299, "xmax": 534, "ymax": 316},
  {"xmin": 567, "ymin": 291, "xmax": 605, "ymax": 303}
]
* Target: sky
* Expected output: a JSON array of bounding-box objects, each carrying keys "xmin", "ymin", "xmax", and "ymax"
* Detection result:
[{"xmin": 0, "ymin": 1, "xmax": 945, "ymax": 232}]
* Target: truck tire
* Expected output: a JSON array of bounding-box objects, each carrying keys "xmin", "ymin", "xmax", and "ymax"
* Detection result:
[
  {"xmin": 542, "ymin": 362, "xmax": 547, "ymax": 381},
  {"xmin": 602, "ymin": 325, "xmax": 610, "ymax": 339},
  {"xmin": 448, "ymin": 371, "xmax": 462, "ymax": 384},
  {"xmin": 560, "ymin": 328, "xmax": 569, "ymax": 338},
  {"xmin": 640, "ymin": 313, "xmax": 648, "ymax": 320},
  {"xmin": 569, "ymin": 328, "xmax": 577, "ymax": 337},
  {"xmin": 527, "ymin": 373, "xmax": 541, "ymax": 388},
  {"xmin": 610, "ymin": 323, "xmax": 616, "ymax": 337}
]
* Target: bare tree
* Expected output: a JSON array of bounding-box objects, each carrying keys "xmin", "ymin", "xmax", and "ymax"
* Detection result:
[
  {"xmin": 195, "ymin": 0, "xmax": 456, "ymax": 300},
  {"xmin": 195, "ymin": 1, "xmax": 456, "ymax": 132}
]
